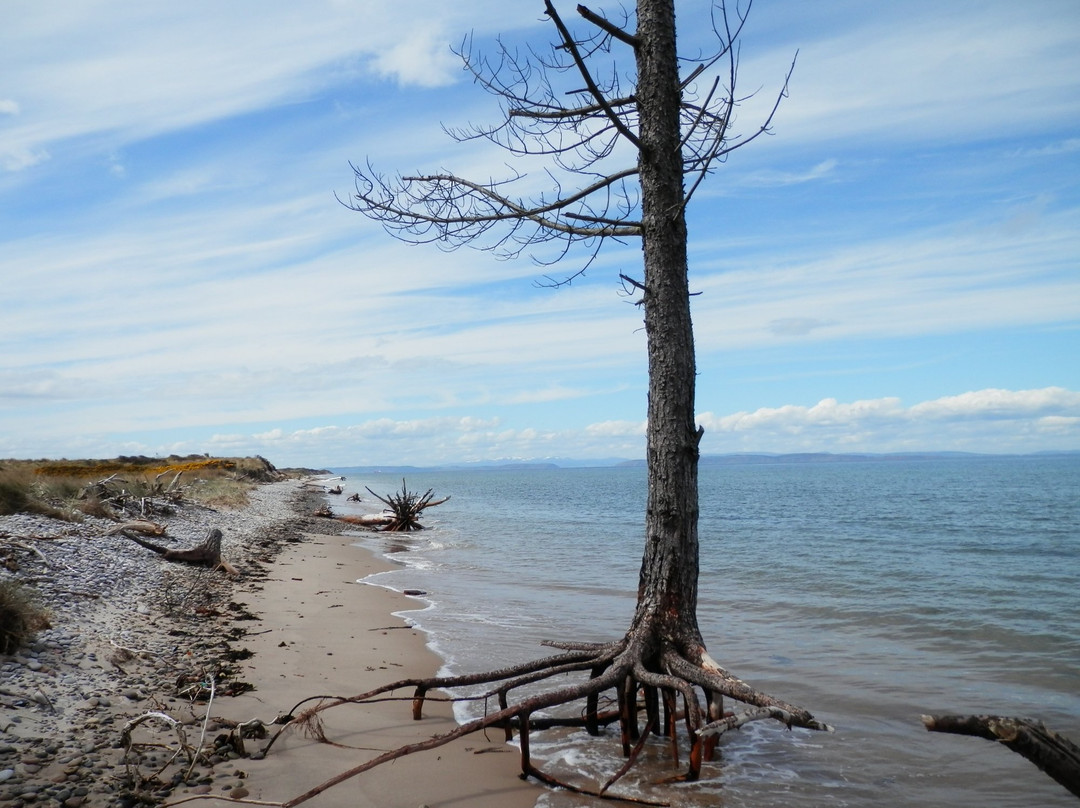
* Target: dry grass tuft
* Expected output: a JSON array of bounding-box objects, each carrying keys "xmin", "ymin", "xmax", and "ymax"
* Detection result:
[
  {"xmin": 0, "ymin": 579, "xmax": 51, "ymax": 653},
  {"xmin": 0, "ymin": 466, "xmax": 69, "ymax": 519}
]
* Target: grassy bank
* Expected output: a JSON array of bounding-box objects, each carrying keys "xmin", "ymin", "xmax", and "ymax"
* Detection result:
[{"xmin": 0, "ymin": 454, "xmax": 295, "ymax": 518}]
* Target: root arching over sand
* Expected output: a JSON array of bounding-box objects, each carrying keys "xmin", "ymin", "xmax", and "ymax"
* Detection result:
[{"xmin": 190, "ymin": 618, "xmax": 831, "ymax": 808}]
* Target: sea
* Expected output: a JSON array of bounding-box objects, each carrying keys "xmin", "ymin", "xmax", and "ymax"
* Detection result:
[{"xmin": 328, "ymin": 455, "xmax": 1080, "ymax": 807}]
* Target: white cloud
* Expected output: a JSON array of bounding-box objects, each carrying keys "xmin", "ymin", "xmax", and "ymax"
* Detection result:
[
  {"xmin": 1, "ymin": 145, "xmax": 49, "ymax": 172},
  {"xmin": 2, "ymin": 386, "xmax": 1076, "ymax": 465},
  {"xmin": 696, "ymin": 388, "xmax": 1080, "ymax": 456},
  {"xmin": 704, "ymin": 388, "xmax": 1080, "ymax": 434},
  {"xmin": 1018, "ymin": 137, "xmax": 1080, "ymax": 158},
  {"xmin": 690, "ymin": 206, "xmax": 1080, "ymax": 351},
  {"xmin": 704, "ymin": 396, "xmax": 905, "ymax": 433},
  {"xmin": 368, "ymin": 24, "xmax": 463, "ymax": 87},
  {"xmin": 908, "ymin": 387, "xmax": 1080, "ymax": 420},
  {"xmin": 768, "ymin": 317, "xmax": 831, "ymax": 337},
  {"xmin": 1037, "ymin": 415, "xmax": 1080, "ymax": 433},
  {"xmin": 586, "ymin": 420, "xmax": 647, "ymax": 438}
]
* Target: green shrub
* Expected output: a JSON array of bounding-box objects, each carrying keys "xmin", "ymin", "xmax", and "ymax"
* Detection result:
[{"xmin": 0, "ymin": 579, "xmax": 51, "ymax": 654}]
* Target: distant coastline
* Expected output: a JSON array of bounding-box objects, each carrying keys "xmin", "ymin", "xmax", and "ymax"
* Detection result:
[{"xmin": 333, "ymin": 449, "xmax": 1080, "ymax": 475}]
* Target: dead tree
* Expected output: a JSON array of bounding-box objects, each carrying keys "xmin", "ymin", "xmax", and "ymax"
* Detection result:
[
  {"xmin": 363, "ymin": 479, "xmax": 450, "ymax": 531},
  {"xmin": 259, "ymin": 1, "xmax": 826, "ymax": 802},
  {"xmin": 923, "ymin": 715, "xmax": 1080, "ymax": 798}
]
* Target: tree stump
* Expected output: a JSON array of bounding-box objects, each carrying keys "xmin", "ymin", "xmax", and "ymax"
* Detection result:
[{"xmin": 120, "ymin": 527, "xmax": 238, "ymax": 575}]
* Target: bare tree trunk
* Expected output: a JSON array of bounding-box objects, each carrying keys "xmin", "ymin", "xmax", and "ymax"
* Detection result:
[
  {"xmin": 283, "ymin": 3, "xmax": 827, "ymax": 802},
  {"xmin": 632, "ymin": 0, "xmax": 705, "ymax": 660}
]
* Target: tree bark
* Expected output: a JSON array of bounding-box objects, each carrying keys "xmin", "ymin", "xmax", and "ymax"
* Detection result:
[{"xmin": 632, "ymin": 0, "xmax": 705, "ymax": 662}]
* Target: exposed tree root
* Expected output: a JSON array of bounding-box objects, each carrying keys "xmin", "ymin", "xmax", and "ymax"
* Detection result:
[{"xmin": 209, "ymin": 631, "xmax": 831, "ymax": 807}]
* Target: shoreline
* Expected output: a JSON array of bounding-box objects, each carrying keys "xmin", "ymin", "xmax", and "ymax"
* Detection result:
[
  {"xmin": 0, "ymin": 479, "xmax": 539, "ymax": 808},
  {"xmin": 195, "ymin": 496, "xmax": 540, "ymax": 808}
]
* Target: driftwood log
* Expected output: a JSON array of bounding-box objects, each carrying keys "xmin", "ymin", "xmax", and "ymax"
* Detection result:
[
  {"xmin": 922, "ymin": 714, "xmax": 1080, "ymax": 797},
  {"xmin": 119, "ymin": 527, "xmax": 238, "ymax": 575},
  {"xmin": 336, "ymin": 513, "xmax": 393, "ymax": 527}
]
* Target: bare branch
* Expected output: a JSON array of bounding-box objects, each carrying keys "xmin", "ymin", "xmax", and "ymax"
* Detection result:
[
  {"xmin": 510, "ymin": 94, "xmax": 636, "ymax": 121},
  {"xmin": 544, "ymin": 0, "xmax": 642, "ymax": 150},
  {"xmin": 344, "ymin": 161, "xmax": 642, "ymax": 262},
  {"xmin": 577, "ymin": 4, "xmax": 640, "ymax": 48}
]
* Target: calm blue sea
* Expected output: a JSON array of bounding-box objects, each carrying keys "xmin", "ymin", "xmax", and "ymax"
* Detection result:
[{"xmin": 330, "ymin": 456, "xmax": 1080, "ymax": 807}]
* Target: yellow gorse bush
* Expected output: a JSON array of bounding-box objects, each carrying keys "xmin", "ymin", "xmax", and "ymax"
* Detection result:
[{"xmin": 32, "ymin": 457, "xmax": 238, "ymax": 478}]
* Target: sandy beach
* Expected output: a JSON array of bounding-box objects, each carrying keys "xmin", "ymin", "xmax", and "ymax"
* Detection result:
[
  {"xmin": 188, "ymin": 515, "xmax": 541, "ymax": 808},
  {"xmin": 0, "ymin": 478, "xmax": 540, "ymax": 808}
]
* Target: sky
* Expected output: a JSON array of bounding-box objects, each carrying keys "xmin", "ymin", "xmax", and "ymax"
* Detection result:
[{"xmin": 2, "ymin": 0, "xmax": 1078, "ymax": 468}]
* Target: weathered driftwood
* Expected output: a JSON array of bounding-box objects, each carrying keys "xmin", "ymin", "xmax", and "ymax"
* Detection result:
[
  {"xmin": 82, "ymin": 472, "xmax": 185, "ymax": 518},
  {"xmin": 922, "ymin": 714, "xmax": 1080, "ymax": 797},
  {"xmin": 120, "ymin": 527, "xmax": 238, "ymax": 575},
  {"xmin": 107, "ymin": 520, "xmax": 167, "ymax": 537},
  {"xmin": 121, "ymin": 711, "xmax": 191, "ymax": 761},
  {"xmin": 336, "ymin": 513, "xmax": 393, "ymax": 527},
  {"xmin": 153, "ymin": 469, "xmax": 185, "ymax": 497},
  {"xmin": 363, "ymin": 479, "xmax": 449, "ymax": 532}
]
